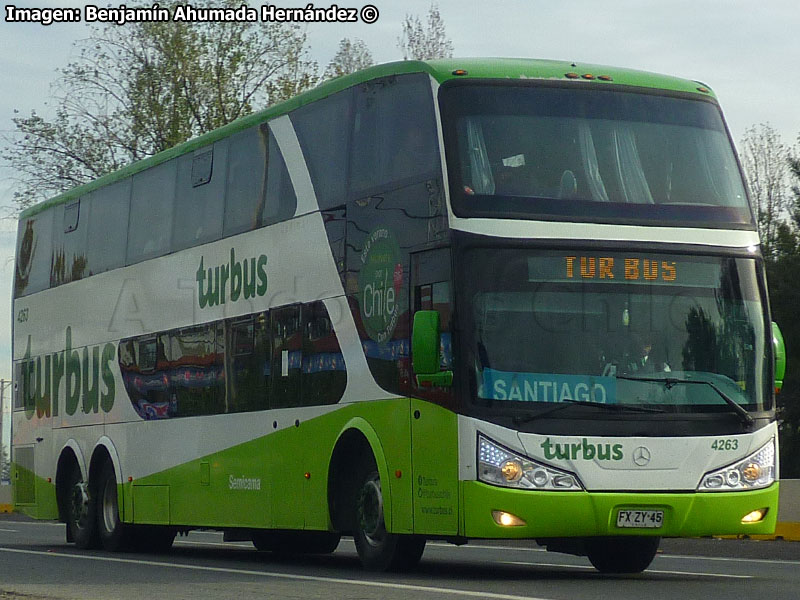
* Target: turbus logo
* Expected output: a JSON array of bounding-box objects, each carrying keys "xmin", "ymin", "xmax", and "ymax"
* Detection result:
[
  {"xmin": 540, "ymin": 437, "xmax": 624, "ymax": 462},
  {"xmin": 20, "ymin": 327, "xmax": 115, "ymax": 420},
  {"xmin": 196, "ymin": 249, "xmax": 268, "ymax": 309}
]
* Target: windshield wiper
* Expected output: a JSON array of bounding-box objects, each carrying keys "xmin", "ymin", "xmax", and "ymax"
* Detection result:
[
  {"xmin": 512, "ymin": 398, "xmax": 665, "ymax": 426},
  {"xmin": 616, "ymin": 375, "xmax": 755, "ymax": 428}
]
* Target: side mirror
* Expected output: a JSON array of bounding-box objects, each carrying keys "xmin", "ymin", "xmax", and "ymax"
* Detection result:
[
  {"xmin": 412, "ymin": 310, "xmax": 453, "ymax": 387},
  {"xmin": 773, "ymin": 321, "xmax": 786, "ymax": 393}
]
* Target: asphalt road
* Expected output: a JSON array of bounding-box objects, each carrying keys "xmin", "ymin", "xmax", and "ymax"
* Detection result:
[{"xmin": 1, "ymin": 513, "xmax": 799, "ymax": 600}]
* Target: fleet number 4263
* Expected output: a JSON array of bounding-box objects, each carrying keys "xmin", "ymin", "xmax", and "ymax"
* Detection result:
[{"xmin": 711, "ymin": 438, "xmax": 739, "ymax": 451}]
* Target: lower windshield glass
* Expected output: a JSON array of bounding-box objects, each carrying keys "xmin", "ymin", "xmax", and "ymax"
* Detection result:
[{"xmin": 462, "ymin": 249, "xmax": 770, "ymax": 415}]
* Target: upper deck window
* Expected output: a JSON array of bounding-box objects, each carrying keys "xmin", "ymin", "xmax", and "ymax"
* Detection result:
[{"xmin": 440, "ymin": 82, "xmax": 753, "ymax": 228}]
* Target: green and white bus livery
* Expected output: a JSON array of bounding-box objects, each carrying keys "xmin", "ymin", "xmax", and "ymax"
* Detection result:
[{"xmin": 12, "ymin": 58, "xmax": 785, "ymax": 574}]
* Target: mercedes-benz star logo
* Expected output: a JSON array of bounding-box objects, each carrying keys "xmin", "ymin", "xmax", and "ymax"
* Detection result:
[{"xmin": 632, "ymin": 446, "xmax": 652, "ymax": 467}]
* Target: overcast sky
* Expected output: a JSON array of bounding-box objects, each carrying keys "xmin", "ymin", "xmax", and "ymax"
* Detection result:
[{"xmin": 0, "ymin": 0, "xmax": 799, "ymax": 390}]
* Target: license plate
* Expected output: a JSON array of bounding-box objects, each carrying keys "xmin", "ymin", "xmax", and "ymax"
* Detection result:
[{"xmin": 616, "ymin": 509, "xmax": 664, "ymax": 529}]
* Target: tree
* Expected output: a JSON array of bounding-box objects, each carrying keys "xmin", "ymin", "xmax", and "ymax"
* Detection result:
[
  {"xmin": 324, "ymin": 38, "xmax": 374, "ymax": 79},
  {"xmin": 397, "ymin": 2, "xmax": 454, "ymax": 61},
  {"xmin": 2, "ymin": 0, "xmax": 318, "ymax": 209},
  {"xmin": 740, "ymin": 124, "xmax": 791, "ymax": 258}
]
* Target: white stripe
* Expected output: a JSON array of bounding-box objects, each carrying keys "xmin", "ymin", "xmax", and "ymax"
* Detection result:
[
  {"xmin": 502, "ymin": 561, "xmax": 752, "ymax": 578},
  {"xmin": 0, "ymin": 548, "xmax": 556, "ymax": 600},
  {"xmin": 268, "ymin": 116, "xmax": 318, "ymax": 218},
  {"xmin": 450, "ymin": 217, "xmax": 760, "ymax": 248}
]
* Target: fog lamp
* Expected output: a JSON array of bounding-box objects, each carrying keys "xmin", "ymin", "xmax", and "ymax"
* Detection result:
[
  {"xmin": 741, "ymin": 508, "xmax": 767, "ymax": 523},
  {"xmin": 492, "ymin": 510, "xmax": 526, "ymax": 527}
]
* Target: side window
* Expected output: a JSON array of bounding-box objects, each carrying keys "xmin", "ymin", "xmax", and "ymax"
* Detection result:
[
  {"xmin": 224, "ymin": 127, "xmax": 268, "ymax": 237},
  {"xmin": 263, "ymin": 126, "xmax": 297, "ymax": 225},
  {"xmin": 351, "ymin": 74, "xmax": 440, "ymax": 194},
  {"xmin": 270, "ymin": 305, "xmax": 303, "ymax": 408},
  {"xmin": 87, "ymin": 180, "xmax": 130, "ymax": 275},
  {"xmin": 167, "ymin": 324, "xmax": 225, "ymax": 418},
  {"xmin": 173, "ymin": 141, "xmax": 227, "ymax": 251},
  {"xmin": 127, "ymin": 160, "xmax": 176, "ymax": 263},
  {"xmin": 303, "ymin": 302, "xmax": 346, "ymax": 406},
  {"xmin": 50, "ymin": 198, "xmax": 89, "ymax": 287},
  {"xmin": 226, "ymin": 313, "xmax": 271, "ymax": 413},
  {"xmin": 14, "ymin": 208, "xmax": 54, "ymax": 297},
  {"xmin": 292, "ymin": 88, "xmax": 353, "ymax": 210}
]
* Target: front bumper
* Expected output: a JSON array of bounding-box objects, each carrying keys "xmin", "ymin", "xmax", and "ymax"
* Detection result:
[{"xmin": 462, "ymin": 480, "xmax": 779, "ymax": 538}]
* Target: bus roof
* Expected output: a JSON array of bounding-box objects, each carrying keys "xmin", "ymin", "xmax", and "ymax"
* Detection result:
[{"xmin": 20, "ymin": 57, "xmax": 715, "ymax": 219}]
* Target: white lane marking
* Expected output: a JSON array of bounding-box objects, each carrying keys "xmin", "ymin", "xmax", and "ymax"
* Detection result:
[
  {"xmin": 0, "ymin": 528, "xmax": 18, "ymax": 532},
  {"xmin": 431, "ymin": 541, "xmax": 800, "ymax": 566},
  {"xmin": 0, "ymin": 548, "xmax": 556, "ymax": 600},
  {"xmin": 502, "ymin": 561, "xmax": 752, "ymax": 579}
]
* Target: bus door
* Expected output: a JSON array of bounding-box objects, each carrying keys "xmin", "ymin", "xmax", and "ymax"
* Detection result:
[
  {"xmin": 269, "ymin": 304, "xmax": 304, "ymax": 528},
  {"xmin": 409, "ymin": 248, "xmax": 459, "ymax": 535}
]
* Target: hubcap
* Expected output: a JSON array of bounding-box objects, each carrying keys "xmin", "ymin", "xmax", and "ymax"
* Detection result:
[
  {"xmin": 357, "ymin": 475, "xmax": 386, "ymax": 547},
  {"xmin": 70, "ymin": 481, "xmax": 90, "ymax": 529}
]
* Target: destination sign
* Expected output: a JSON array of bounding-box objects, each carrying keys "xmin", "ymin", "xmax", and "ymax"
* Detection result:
[{"xmin": 528, "ymin": 253, "xmax": 721, "ymax": 288}]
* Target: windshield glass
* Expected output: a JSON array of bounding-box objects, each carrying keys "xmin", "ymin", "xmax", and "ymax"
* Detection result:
[
  {"xmin": 441, "ymin": 84, "xmax": 752, "ymax": 227},
  {"xmin": 461, "ymin": 249, "xmax": 770, "ymax": 415}
]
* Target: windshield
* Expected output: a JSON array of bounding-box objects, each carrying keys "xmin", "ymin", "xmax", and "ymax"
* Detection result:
[
  {"xmin": 440, "ymin": 83, "xmax": 752, "ymax": 227},
  {"xmin": 461, "ymin": 249, "xmax": 771, "ymax": 418}
]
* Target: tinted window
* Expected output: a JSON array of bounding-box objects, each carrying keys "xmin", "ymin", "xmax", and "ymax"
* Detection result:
[
  {"xmin": 173, "ymin": 141, "xmax": 227, "ymax": 251},
  {"xmin": 15, "ymin": 209, "xmax": 54, "ymax": 297},
  {"xmin": 351, "ymin": 74, "xmax": 439, "ymax": 193},
  {"xmin": 50, "ymin": 199, "xmax": 89, "ymax": 287},
  {"xmin": 263, "ymin": 127, "xmax": 297, "ymax": 225},
  {"xmin": 228, "ymin": 313, "xmax": 271, "ymax": 412},
  {"xmin": 292, "ymin": 88, "xmax": 353, "ymax": 210},
  {"xmin": 224, "ymin": 127, "xmax": 268, "ymax": 237},
  {"xmin": 303, "ymin": 302, "xmax": 346, "ymax": 406},
  {"xmin": 87, "ymin": 180, "xmax": 130, "ymax": 275},
  {"xmin": 127, "ymin": 160, "xmax": 176, "ymax": 263}
]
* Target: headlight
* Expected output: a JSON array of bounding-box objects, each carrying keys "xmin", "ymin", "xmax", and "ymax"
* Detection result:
[
  {"xmin": 478, "ymin": 434, "xmax": 582, "ymax": 491},
  {"xmin": 698, "ymin": 438, "xmax": 776, "ymax": 492}
]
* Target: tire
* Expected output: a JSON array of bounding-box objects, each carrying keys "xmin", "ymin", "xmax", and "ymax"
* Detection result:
[
  {"xmin": 252, "ymin": 531, "xmax": 341, "ymax": 554},
  {"xmin": 97, "ymin": 462, "xmax": 132, "ymax": 552},
  {"xmin": 585, "ymin": 536, "xmax": 660, "ymax": 574},
  {"xmin": 352, "ymin": 461, "xmax": 425, "ymax": 571},
  {"xmin": 65, "ymin": 465, "xmax": 100, "ymax": 549}
]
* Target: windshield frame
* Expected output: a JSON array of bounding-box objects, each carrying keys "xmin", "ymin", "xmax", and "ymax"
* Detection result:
[
  {"xmin": 439, "ymin": 79, "xmax": 756, "ymax": 231},
  {"xmin": 450, "ymin": 234, "xmax": 775, "ymax": 436}
]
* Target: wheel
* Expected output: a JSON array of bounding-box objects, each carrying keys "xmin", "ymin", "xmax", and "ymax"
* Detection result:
[
  {"xmin": 96, "ymin": 462, "xmax": 133, "ymax": 551},
  {"xmin": 66, "ymin": 466, "xmax": 100, "ymax": 549},
  {"xmin": 585, "ymin": 536, "xmax": 660, "ymax": 574},
  {"xmin": 352, "ymin": 461, "xmax": 425, "ymax": 571},
  {"xmin": 252, "ymin": 531, "xmax": 341, "ymax": 554}
]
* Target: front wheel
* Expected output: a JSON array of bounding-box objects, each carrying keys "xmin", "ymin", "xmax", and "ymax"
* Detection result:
[
  {"xmin": 352, "ymin": 464, "xmax": 425, "ymax": 571},
  {"xmin": 585, "ymin": 536, "xmax": 660, "ymax": 574}
]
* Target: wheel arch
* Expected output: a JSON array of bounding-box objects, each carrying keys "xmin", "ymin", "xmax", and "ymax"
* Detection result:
[{"xmin": 327, "ymin": 417, "xmax": 392, "ymax": 533}]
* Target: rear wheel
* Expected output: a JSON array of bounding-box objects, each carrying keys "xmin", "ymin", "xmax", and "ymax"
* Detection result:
[
  {"xmin": 585, "ymin": 536, "xmax": 660, "ymax": 574},
  {"xmin": 352, "ymin": 462, "xmax": 425, "ymax": 571},
  {"xmin": 66, "ymin": 466, "xmax": 99, "ymax": 549},
  {"xmin": 97, "ymin": 462, "xmax": 132, "ymax": 552}
]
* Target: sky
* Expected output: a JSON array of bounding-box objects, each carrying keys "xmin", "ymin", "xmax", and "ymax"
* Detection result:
[{"xmin": 0, "ymin": 0, "xmax": 799, "ymax": 395}]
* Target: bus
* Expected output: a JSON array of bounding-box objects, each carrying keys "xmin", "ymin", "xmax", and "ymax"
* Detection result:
[{"xmin": 11, "ymin": 58, "xmax": 787, "ymax": 574}]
